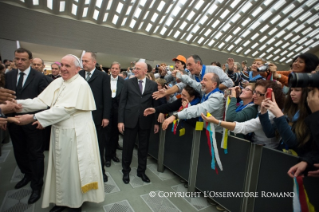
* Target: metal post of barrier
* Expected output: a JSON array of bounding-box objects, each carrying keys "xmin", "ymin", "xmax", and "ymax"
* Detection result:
[
  {"xmin": 188, "ymin": 129, "xmax": 202, "ymax": 192},
  {"xmin": 240, "ymin": 144, "xmax": 263, "ymax": 212},
  {"xmin": 157, "ymin": 127, "xmax": 166, "ymax": 172}
]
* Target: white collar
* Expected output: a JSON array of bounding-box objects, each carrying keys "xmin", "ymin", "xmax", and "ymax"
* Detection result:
[
  {"xmin": 18, "ymin": 66, "xmax": 31, "ymax": 75},
  {"xmin": 111, "ymin": 75, "xmax": 118, "ymax": 81}
]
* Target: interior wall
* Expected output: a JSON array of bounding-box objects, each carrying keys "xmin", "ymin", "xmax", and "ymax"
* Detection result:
[{"xmin": 0, "ymin": 2, "xmax": 290, "ymax": 70}]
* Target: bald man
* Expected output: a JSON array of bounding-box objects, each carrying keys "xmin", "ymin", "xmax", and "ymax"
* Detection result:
[
  {"xmin": 32, "ymin": 58, "xmax": 52, "ymax": 84},
  {"xmin": 118, "ymin": 62, "xmax": 159, "ymax": 184}
]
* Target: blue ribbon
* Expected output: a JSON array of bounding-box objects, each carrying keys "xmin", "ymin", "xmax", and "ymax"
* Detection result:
[
  {"xmin": 198, "ymin": 87, "xmax": 221, "ymax": 121},
  {"xmin": 235, "ymin": 101, "xmax": 254, "ymax": 112},
  {"xmin": 207, "ymin": 123, "xmax": 215, "ymax": 169}
]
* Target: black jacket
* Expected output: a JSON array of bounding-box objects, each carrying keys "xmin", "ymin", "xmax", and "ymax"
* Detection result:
[
  {"xmin": 118, "ymin": 77, "xmax": 159, "ymax": 129},
  {"xmin": 79, "ymin": 69, "xmax": 111, "ymax": 128},
  {"xmin": 5, "ymin": 68, "xmax": 49, "ymax": 115}
]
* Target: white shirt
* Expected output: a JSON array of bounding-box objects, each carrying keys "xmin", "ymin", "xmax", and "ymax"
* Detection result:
[
  {"xmin": 85, "ymin": 69, "xmax": 95, "ymax": 80},
  {"xmin": 110, "ymin": 75, "xmax": 118, "ymax": 98},
  {"xmin": 137, "ymin": 77, "xmax": 146, "ymax": 94},
  {"xmin": 17, "ymin": 66, "xmax": 31, "ymax": 87}
]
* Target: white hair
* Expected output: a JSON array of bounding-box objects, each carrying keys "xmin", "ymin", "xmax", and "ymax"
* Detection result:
[{"xmin": 65, "ymin": 54, "xmax": 83, "ymax": 68}]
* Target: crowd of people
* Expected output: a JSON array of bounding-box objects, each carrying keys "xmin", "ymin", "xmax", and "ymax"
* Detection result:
[{"xmin": 0, "ymin": 48, "xmax": 319, "ymax": 211}]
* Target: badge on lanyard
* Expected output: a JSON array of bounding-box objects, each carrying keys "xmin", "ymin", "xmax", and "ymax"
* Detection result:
[
  {"xmin": 179, "ymin": 128, "xmax": 185, "ymax": 136},
  {"xmin": 195, "ymin": 121, "xmax": 204, "ymax": 130}
]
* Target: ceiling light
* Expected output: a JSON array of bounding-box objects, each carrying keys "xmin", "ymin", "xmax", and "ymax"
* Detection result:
[
  {"xmin": 116, "ymin": 2, "xmax": 123, "ymax": 13},
  {"xmin": 151, "ymin": 13, "xmax": 158, "ymax": 22},
  {"xmin": 59, "ymin": 1, "xmax": 65, "ymax": 12},
  {"xmin": 112, "ymin": 15, "xmax": 118, "ymax": 25},
  {"xmin": 158, "ymin": 1, "xmax": 165, "ymax": 11}
]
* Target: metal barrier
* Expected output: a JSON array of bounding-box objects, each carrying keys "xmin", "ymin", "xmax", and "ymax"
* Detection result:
[{"xmin": 151, "ymin": 123, "xmax": 319, "ymax": 212}]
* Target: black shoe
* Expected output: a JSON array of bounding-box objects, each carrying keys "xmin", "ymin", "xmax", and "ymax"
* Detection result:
[
  {"xmin": 123, "ymin": 173, "xmax": 130, "ymax": 184},
  {"xmin": 103, "ymin": 173, "xmax": 108, "ymax": 182},
  {"xmin": 50, "ymin": 205, "xmax": 67, "ymax": 212},
  {"xmin": 112, "ymin": 156, "xmax": 120, "ymax": 163},
  {"xmin": 137, "ymin": 173, "xmax": 150, "ymax": 183},
  {"xmin": 117, "ymin": 145, "xmax": 123, "ymax": 150},
  {"xmin": 28, "ymin": 189, "xmax": 41, "ymax": 204},
  {"xmin": 15, "ymin": 176, "xmax": 31, "ymax": 189},
  {"xmin": 105, "ymin": 160, "xmax": 111, "ymax": 167},
  {"xmin": 68, "ymin": 207, "xmax": 82, "ymax": 212}
]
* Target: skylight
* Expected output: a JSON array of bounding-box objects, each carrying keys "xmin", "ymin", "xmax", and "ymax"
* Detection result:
[
  {"xmin": 134, "ymin": 7, "xmax": 141, "ymax": 18},
  {"xmin": 151, "ymin": 13, "xmax": 158, "ymax": 22},
  {"xmin": 212, "ymin": 20, "xmax": 220, "ymax": 28},
  {"xmin": 107, "ymin": 0, "xmax": 112, "ymax": 10},
  {"xmin": 143, "ymin": 11, "xmax": 149, "ymax": 20},
  {"xmin": 228, "ymin": 45, "xmax": 234, "ymax": 51},
  {"xmin": 96, "ymin": 0, "xmax": 102, "ymax": 8},
  {"xmin": 71, "ymin": 4, "xmax": 77, "ymax": 15},
  {"xmin": 187, "ymin": 11, "xmax": 195, "ymax": 20},
  {"xmin": 103, "ymin": 13, "xmax": 108, "ymax": 22},
  {"xmin": 220, "ymin": 9, "xmax": 230, "ymax": 19},
  {"xmin": 82, "ymin": 7, "xmax": 88, "ymax": 17},
  {"xmin": 130, "ymin": 19, "xmax": 136, "ymax": 28},
  {"xmin": 282, "ymin": 4, "xmax": 295, "ymax": 14},
  {"xmin": 236, "ymin": 47, "xmax": 243, "ymax": 53},
  {"xmin": 121, "ymin": 17, "xmax": 127, "ymax": 26},
  {"xmin": 218, "ymin": 43, "xmax": 225, "ymax": 49},
  {"xmin": 112, "ymin": 15, "xmax": 118, "ymax": 24},
  {"xmin": 59, "ymin": 1, "xmax": 65, "ymax": 12},
  {"xmin": 252, "ymin": 7, "xmax": 263, "ymax": 17},
  {"xmin": 47, "ymin": 0, "xmax": 53, "ymax": 9},
  {"xmin": 186, "ymin": 34, "xmax": 193, "ymax": 41},
  {"xmin": 33, "ymin": 0, "xmax": 39, "ymax": 5},
  {"xmin": 241, "ymin": 2, "xmax": 252, "ymax": 13},
  {"xmin": 126, "ymin": 6, "xmax": 132, "ymax": 15},
  {"xmin": 204, "ymin": 29, "xmax": 212, "ymax": 36},
  {"xmin": 233, "ymin": 27, "xmax": 241, "ymax": 34},
  {"xmin": 271, "ymin": 15, "xmax": 281, "ymax": 24},
  {"xmin": 225, "ymin": 35, "xmax": 232, "ymax": 42},
  {"xmin": 172, "ymin": 6, "xmax": 181, "ymax": 16},
  {"xmin": 180, "ymin": 21, "xmax": 187, "ymax": 30},
  {"xmin": 195, "ymin": 0, "xmax": 204, "ymax": 10},
  {"xmin": 158, "ymin": 1, "xmax": 165, "ymax": 11},
  {"xmin": 215, "ymin": 32, "xmax": 223, "ymax": 39},
  {"xmin": 241, "ymin": 18, "xmax": 251, "ymax": 26},
  {"xmin": 93, "ymin": 9, "xmax": 99, "ymax": 20},
  {"xmin": 251, "ymin": 33, "xmax": 259, "ymax": 40},
  {"xmin": 244, "ymin": 49, "xmax": 251, "ymax": 55},
  {"xmin": 116, "ymin": 2, "xmax": 123, "ymax": 13},
  {"xmin": 174, "ymin": 31, "xmax": 180, "ymax": 38},
  {"xmin": 222, "ymin": 23, "xmax": 231, "ymax": 31},
  {"xmin": 198, "ymin": 37, "xmax": 204, "ymax": 44},
  {"xmin": 208, "ymin": 39, "xmax": 215, "ymax": 46},
  {"xmin": 166, "ymin": 17, "xmax": 173, "ymax": 26}
]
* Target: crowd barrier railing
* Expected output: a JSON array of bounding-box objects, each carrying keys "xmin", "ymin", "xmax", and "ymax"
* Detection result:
[{"xmin": 147, "ymin": 123, "xmax": 319, "ymax": 212}]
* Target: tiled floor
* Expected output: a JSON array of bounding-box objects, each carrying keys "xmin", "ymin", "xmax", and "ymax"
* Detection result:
[{"xmin": 0, "ymin": 137, "xmax": 222, "ymax": 212}]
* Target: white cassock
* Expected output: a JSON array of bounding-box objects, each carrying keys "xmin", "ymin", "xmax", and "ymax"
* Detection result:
[{"xmin": 17, "ymin": 74, "xmax": 105, "ymax": 208}]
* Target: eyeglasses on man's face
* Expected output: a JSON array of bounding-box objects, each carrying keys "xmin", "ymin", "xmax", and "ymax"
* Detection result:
[{"xmin": 133, "ymin": 67, "xmax": 142, "ymax": 71}]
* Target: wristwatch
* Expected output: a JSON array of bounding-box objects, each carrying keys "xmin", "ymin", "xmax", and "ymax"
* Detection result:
[
  {"xmin": 33, "ymin": 115, "xmax": 37, "ymax": 121},
  {"xmin": 172, "ymin": 112, "xmax": 178, "ymax": 119}
]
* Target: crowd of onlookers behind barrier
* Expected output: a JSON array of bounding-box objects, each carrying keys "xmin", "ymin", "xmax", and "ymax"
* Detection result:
[{"xmin": 1, "ymin": 51, "xmax": 319, "ymax": 180}]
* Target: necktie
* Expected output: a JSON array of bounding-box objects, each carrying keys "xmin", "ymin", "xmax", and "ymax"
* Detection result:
[
  {"xmin": 16, "ymin": 72, "xmax": 25, "ymax": 95},
  {"xmin": 139, "ymin": 80, "xmax": 143, "ymax": 94},
  {"xmin": 86, "ymin": 72, "xmax": 91, "ymax": 81}
]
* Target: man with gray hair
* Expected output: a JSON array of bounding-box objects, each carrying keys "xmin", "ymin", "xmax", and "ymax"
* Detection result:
[
  {"xmin": 16, "ymin": 54, "xmax": 105, "ymax": 211},
  {"xmin": 153, "ymin": 54, "xmax": 233, "ymax": 100},
  {"xmin": 161, "ymin": 72, "xmax": 224, "ymax": 133},
  {"xmin": 48, "ymin": 62, "xmax": 61, "ymax": 80}
]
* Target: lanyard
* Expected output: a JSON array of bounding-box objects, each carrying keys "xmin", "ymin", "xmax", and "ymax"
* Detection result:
[
  {"xmin": 195, "ymin": 65, "xmax": 206, "ymax": 82},
  {"xmin": 201, "ymin": 87, "xmax": 220, "ymax": 103},
  {"xmin": 249, "ymin": 71, "xmax": 263, "ymax": 81}
]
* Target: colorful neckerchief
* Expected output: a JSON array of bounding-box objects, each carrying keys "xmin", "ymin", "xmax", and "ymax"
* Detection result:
[
  {"xmin": 249, "ymin": 71, "xmax": 263, "ymax": 81},
  {"xmin": 293, "ymin": 176, "xmax": 315, "ymax": 212},
  {"xmin": 205, "ymin": 112, "xmax": 223, "ymax": 173},
  {"xmin": 195, "ymin": 65, "xmax": 206, "ymax": 82}
]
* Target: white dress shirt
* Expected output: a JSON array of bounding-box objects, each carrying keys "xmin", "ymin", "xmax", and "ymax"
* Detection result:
[
  {"xmin": 17, "ymin": 66, "xmax": 31, "ymax": 86},
  {"xmin": 137, "ymin": 77, "xmax": 146, "ymax": 94},
  {"xmin": 110, "ymin": 75, "xmax": 118, "ymax": 98},
  {"xmin": 85, "ymin": 68, "xmax": 95, "ymax": 80}
]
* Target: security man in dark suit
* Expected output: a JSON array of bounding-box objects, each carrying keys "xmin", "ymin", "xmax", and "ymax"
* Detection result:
[
  {"xmin": 5, "ymin": 48, "xmax": 50, "ymax": 204},
  {"xmin": 80, "ymin": 52, "xmax": 111, "ymax": 182},
  {"xmin": 118, "ymin": 62, "xmax": 159, "ymax": 184},
  {"xmin": 105, "ymin": 62, "xmax": 124, "ymax": 167}
]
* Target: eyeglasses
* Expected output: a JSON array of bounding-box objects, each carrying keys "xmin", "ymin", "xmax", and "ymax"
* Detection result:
[
  {"xmin": 253, "ymin": 90, "xmax": 265, "ymax": 97},
  {"xmin": 132, "ymin": 67, "xmax": 142, "ymax": 71},
  {"xmin": 244, "ymin": 88, "xmax": 253, "ymax": 92}
]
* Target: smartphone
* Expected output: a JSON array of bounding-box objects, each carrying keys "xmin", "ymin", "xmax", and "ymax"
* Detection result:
[
  {"xmin": 225, "ymin": 89, "xmax": 231, "ymax": 96},
  {"xmin": 176, "ymin": 71, "xmax": 182, "ymax": 79},
  {"xmin": 266, "ymin": 88, "xmax": 273, "ymax": 100}
]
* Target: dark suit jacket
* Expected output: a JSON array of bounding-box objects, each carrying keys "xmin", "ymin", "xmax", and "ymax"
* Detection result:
[
  {"xmin": 111, "ymin": 76, "xmax": 125, "ymax": 110},
  {"xmin": 5, "ymin": 68, "xmax": 49, "ymax": 114},
  {"xmin": 79, "ymin": 69, "xmax": 111, "ymax": 128},
  {"xmin": 118, "ymin": 77, "xmax": 159, "ymax": 129}
]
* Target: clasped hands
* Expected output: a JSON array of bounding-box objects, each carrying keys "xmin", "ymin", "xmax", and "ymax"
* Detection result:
[{"xmin": 13, "ymin": 114, "xmax": 44, "ymax": 129}]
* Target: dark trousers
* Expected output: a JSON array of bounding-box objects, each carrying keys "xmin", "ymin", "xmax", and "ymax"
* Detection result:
[
  {"xmin": 8, "ymin": 123, "xmax": 44, "ymax": 190},
  {"xmin": 105, "ymin": 100, "xmax": 119, "ymax": 161},
  {"xmin": 96, "ymin": 125, "xmax": 106, "ymax": 173},
  {"xmin": 122, "ymin": 122, "xmax": 151, "ymax": 174},
  {"xmin": 43, "ymin": 126, "xmax": 51, "ymax": 151}
]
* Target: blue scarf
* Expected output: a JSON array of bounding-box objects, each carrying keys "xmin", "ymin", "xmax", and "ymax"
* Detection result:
[
  {"xmin": 190, "ymin": 97, "xmax": 201, "ymax": 105},
  {"xmin": 249, "ymin": 71, "xmax": 263, "ymax": 81},
  {"xmin": 235, "ymin": 101, "xmax": 254, "ymax": 112},
  {"xmin": 195, "ymin": 65, "xmax": 206, "ymax": 82}
]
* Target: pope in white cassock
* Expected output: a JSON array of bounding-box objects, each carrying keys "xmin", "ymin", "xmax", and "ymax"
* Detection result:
[{"xmin": 16, "ymin": 54, "xmax": 104, "ymax": 211}]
